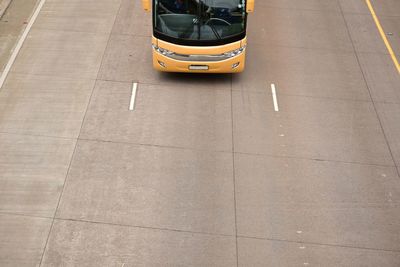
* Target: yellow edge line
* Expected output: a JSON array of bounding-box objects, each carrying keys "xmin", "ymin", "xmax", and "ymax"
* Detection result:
[{"xmin": 365, "ymin": 0, "xmax": 400, "ymax": 74}]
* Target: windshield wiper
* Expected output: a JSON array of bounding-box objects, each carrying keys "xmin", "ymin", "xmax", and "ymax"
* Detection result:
[
  {"xmin": 198, "ymin": 0, "xmax": 221, "ymax": 40},
  {"xmin": 207, "ymin": 22, "xmax": 221, "ymax": 39}
]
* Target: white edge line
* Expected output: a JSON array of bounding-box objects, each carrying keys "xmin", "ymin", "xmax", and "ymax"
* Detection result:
[
  {"xmin": 129, "ymin": 82, "xmax": 138, "ymax": 111},
  {"xmin": 0, "ymin": 0, "xmax": 47, "ymax": 90},
  {"xmin": 271, "ymin": 83, "xmax": 279, "ymax": 112}
]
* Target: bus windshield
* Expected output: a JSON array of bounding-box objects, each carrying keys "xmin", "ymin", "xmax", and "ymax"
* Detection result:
[{"xmin": 154, "ymin": 0, "xmax": 247, "ymax": 42}]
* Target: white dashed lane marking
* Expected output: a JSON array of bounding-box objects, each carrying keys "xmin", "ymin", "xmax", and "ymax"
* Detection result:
[
  {"xmin": 129, "ymin": 82, "xmax": 138, "ymax": 111},
  {"xmin": 271, "ymin": 83, "xmax": 279, "ymax": 112}
]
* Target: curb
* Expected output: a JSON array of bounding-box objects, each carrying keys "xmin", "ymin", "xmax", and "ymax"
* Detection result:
[{"xmin": 0, "ymin": 0, "xmax": 13, "ymax": 19}]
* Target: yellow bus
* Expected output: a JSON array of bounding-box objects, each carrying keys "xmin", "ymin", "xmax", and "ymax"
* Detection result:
[{"xmin": 142, "ymin": 0, "xmax": 254, "ymax": 73}]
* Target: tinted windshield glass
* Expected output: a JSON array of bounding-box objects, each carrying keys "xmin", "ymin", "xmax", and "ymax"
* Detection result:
[{"xmin": 154, "ymin": 0, "xmax": 246, "ymax": 41}]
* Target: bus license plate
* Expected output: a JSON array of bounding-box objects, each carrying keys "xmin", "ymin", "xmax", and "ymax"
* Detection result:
[{"xmin": 189, "ymin": 65, "xmax": 209, "ymax": 70}]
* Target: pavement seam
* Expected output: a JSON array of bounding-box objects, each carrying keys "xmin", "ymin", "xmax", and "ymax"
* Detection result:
[
  {"xmin": 237, "ymin": 235, "xmax": 400, "ymax": 253},
  {"xmin": 337, "ymin": 1, "xmax": 400, "ymax": 180},
  {"xmin": 1, "ymin": 129, "xmax": 396, "ymax": 169},
  {"xmin": 234, "ymin": 151, "xmax": 397, "ymax": 168},
  {"xmin": 56, "ymin": 217, "xmax": 235, "ymax": 238},
  {"xmin": 0, "ymin": 211, "xmax": 53, "ymax": 220},
  {"xmin": 230, "ymin": 73, "xmax": 239, "ymax": 267},
  {"xmin": 0, "ymin": 0, "xmax": 12, "ymax": 19},
  {"xmin": 0, "ymin": 211, "xmax": 236, "ymax": 238},
  {"xmin": 76, "ymin": 137, "xmax": 397, "ymax": 168},
  {"xmin": 3, "ymin": 211, "xmax": 400, "ymax": 254},
  {"xmin": 0, "ymin": 131, "xmax": 76, "ymax": 140},
  {"xmin": 37, "ymin": 0, "xmax": 124, "ymax": 266},
  {"xmin": 37, "ymin": 137, "xmax": 79, "ymax": 266}
]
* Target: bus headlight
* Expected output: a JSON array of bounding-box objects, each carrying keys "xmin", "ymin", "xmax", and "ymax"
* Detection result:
[
  {"xmin": 152, "ymin": 45, "xmax": 175, "ymax": 56},
  {"xmin": 223, "ymin": 46, "xmax": 246, "ymax": 58}
]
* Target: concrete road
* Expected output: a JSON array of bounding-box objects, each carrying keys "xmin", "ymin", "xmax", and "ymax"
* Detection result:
[
  {"xmin": 0, "ymin": 0, "xmax": 400, "ymax": 266},
  {"xmin": 0, "ymin": 0, "xmax": 38, "ymax": 71}
]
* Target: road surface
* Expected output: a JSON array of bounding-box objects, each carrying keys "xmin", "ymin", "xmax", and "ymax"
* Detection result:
[{"xmin": 0, "ymin": 0, "xmax": 400, "ymax": 266}]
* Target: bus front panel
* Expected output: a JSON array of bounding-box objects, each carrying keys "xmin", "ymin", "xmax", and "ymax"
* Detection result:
[
  {"xmin": 152, "ymin": 37, "xmax": 246, "ymax": 73},
  {"xmin": 151, "ymin": 0, "xmax": 248, "ymax": 73}
]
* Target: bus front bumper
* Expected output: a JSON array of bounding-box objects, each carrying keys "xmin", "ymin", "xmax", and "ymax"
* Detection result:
[{"xmin": 152, "ymin": 51, "xmax": 246, "ymax": 73}]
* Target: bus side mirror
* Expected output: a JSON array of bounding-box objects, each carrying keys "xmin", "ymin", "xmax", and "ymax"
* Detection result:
[
  {"xmin": 246, "ymin": 0, "xmax": 254, "ymax": 13},
  {"xmin": 142, "ymin": 0, "xmax": 151, "ymax": 12}
]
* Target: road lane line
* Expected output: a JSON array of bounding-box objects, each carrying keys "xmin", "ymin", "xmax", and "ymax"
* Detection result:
[
  {"xmin": 271, "ymin": 83, "xmax": 279, "ymax": 112},
  {"xmin": 365, "ymin": 0, "xmax": 400, "ymax": 74},
  {"xmin": 129, "ymin": 82, "xmax": 138, "ymax": 111},
  {"xmin": 0, "ymin": 0, "xmax": 47, "ymax": 90}
]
